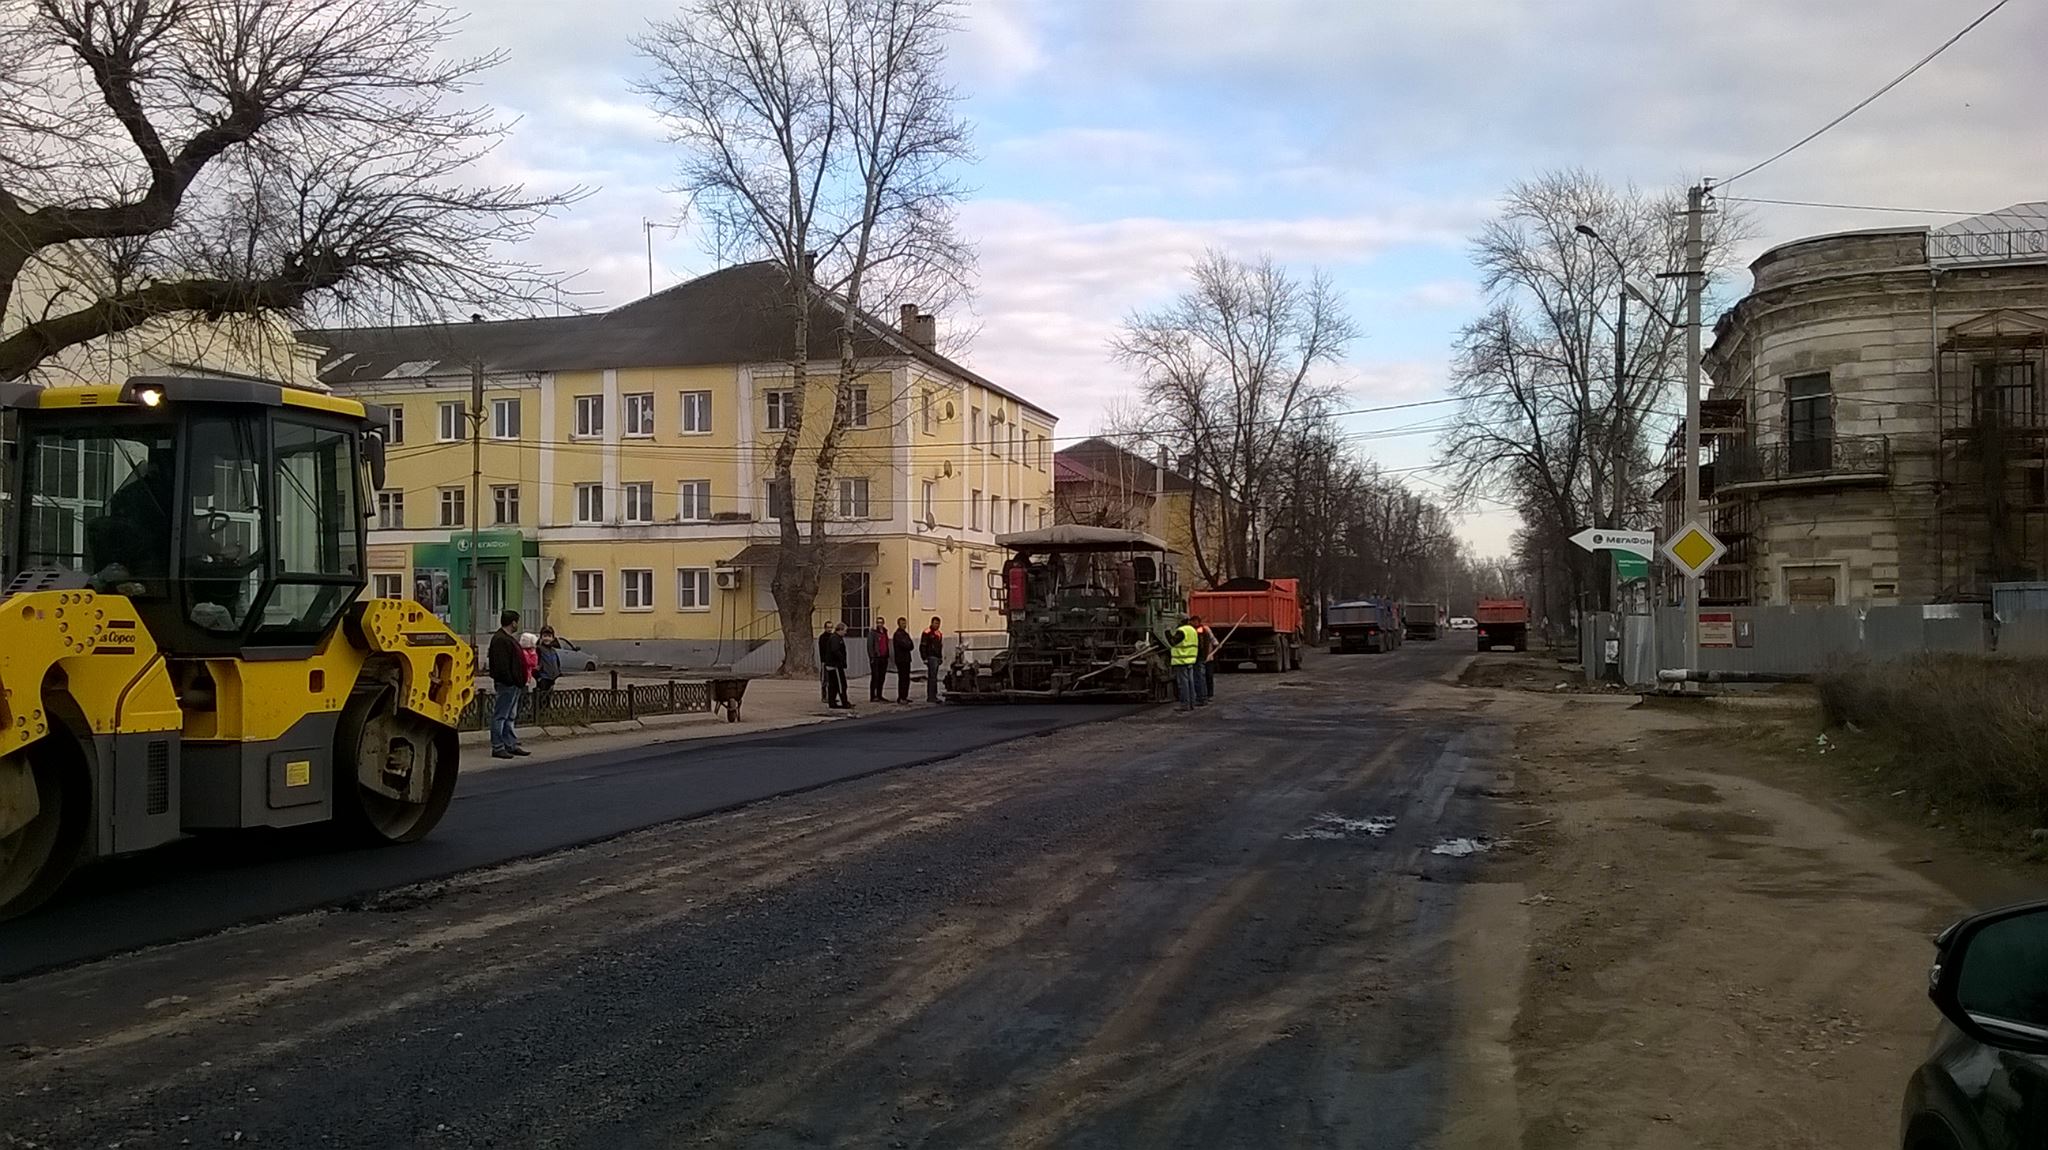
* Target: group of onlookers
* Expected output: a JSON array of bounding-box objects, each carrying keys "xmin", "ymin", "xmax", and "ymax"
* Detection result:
[
  {"xmin": 817, "ymin": 616, "xmax": 947, "ymax": 709},
  {"xmin": 485, "ymin": 610, "xmax": 564, "ymax": 758}
]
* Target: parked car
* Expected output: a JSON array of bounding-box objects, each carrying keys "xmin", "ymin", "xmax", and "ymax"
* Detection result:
[
  {"xmin": 1447, "ymin": 616, "xmax": 1478, "ymax": 631},
  {"xmin": 550, "ymin": 634, "xmax": 600, "ymax": 672},
  {"xmin": 1899, "ymin": 898, "xmax": 2048, "ymax": 1149}
]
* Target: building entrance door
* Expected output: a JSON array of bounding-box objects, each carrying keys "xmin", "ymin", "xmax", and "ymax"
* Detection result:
[
  {"xmin": 481, "ymin": 562, "xmax": 507, "ymax": 621},
  {"xmin": 840, "ymin": 571, "xmax": 871, "ymax": 633}
]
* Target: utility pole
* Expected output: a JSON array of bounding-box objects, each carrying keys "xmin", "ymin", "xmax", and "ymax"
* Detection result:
[
  {"xmin": 1682, "ymin": 181, "xmax": 1708, "ymax": 676},
  {"xmin": 643, "ymin": 219, "xmax": 656, "ymax": 297},
  {"xmin": 468, "ymin": 354, "xmax": 484, "ymax": 656}
]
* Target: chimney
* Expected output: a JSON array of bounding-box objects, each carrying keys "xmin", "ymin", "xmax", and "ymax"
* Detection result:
[
  {"xmin": 899, "ymin": 303, "xmax": 937, "ymax": 347},
  {"xmin": 1155, "ymin": 445, "xmax": 1167, "ymax": 498}
]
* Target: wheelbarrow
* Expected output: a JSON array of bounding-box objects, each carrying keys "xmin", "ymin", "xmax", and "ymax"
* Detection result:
[{"xmin": 708, "ymin": 676, "xmax": 748, "ymax": 722}]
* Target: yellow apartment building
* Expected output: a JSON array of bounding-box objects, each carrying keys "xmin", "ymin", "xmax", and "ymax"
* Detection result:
[{"xmin": 302, "ymin": 262, "xmax": 1057, "ymax": 669}]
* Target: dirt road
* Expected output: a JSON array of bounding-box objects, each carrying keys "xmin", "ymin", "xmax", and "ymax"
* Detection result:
[{"xmin": 0, "ymin": 642, "xmax": 1499, "ymax": 1148}]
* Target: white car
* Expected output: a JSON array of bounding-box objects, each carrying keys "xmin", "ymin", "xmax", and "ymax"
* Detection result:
[{"xmin": 1447, "ymin": 617, "xmax": 1478, "ymax": 631}]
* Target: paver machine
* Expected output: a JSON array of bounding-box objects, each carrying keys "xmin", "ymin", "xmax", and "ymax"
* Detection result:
[
  {"xmin": 946, "ymin": 526, "xmax": 1182, "ymax": 702},
  {"xmin": 0, "ymin": 376, "xmax": 474, "ymax": 919}
]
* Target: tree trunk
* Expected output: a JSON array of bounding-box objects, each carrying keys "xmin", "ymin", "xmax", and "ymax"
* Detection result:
[{"xmin": 772, "ymin": 280, "xmax": 820, "ymax": 677}]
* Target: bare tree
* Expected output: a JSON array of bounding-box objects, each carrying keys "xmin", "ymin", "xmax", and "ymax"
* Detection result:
[
  {"xmin": 0, "ymin": 0, "xmax": 576, "ymax": 383},
  {"xmin": 638, "ymin": 0, "xmax": 969, "ymax": 675},
  {"xmin": 1437, "ymin": 169, "xmax": 1747, "ymax": 614},
  {"xmin": 1113, "ymin": 251, "xmax": 1356, "ymax": 585}
]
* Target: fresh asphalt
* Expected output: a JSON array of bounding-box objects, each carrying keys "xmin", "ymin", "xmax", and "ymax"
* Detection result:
[{"xmin": 0, "ymin": 701, "xmax": 1141, "ymax": 979}]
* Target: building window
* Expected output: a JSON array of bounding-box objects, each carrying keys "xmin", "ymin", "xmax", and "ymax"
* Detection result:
[
  {"xmin": 574, "ymin": 394, "xmax": 604, "ymax": 438},
  {"xmin": 992, "ymin": 494, "xmax": 1004, "ymax": 534},
  {"xmin": 849, "ymin": 386, "xmax": 870, "ymax": 428},
  {"xmin": 1009, "ymin": 499, "xmax": 1020, "ymax": 533},
  {"xmin": 375, "ymin": 489, "xmax": 404, "ymax": 530},
  {"xmin": 573, "ymin": 570, "xmax": 605, "ymax": 612},
  {"xmin": 678, "ymin": 480, "xmax": 711, "ymax": 521},
  {"xmin": 837, "ymin": 476, "xmax": 870, "ymax": 519},
  {"xmin": 438, "ymin": 487, "xmax": 465, "ymax": 527},
  {"xmin": 970, "ymin": 488, "xmax": 982, "ymax": 530},
  {"xmin": 921, "ymin": 480, "xmax": 936, "ymax": 524},
  {"xmin": 491, "ymin": 397, "xmax": 521, "ymax": 440},
  {"xmin": 919, "ymin": 561, "xmax": 939, "ymax": 610},
  {"xmin": 372, "ymin": 573, "xmax": 404, "ymax": 600},
  {"xmin": 677, "ymin": 568, "xmax": 711, "ymax": 611},
  {"xmin": 970, "ymin": 568, "xmax": 988, "ymax": 611},
  {"xmin": 680, "ymin": 390, "xmax": 712, "ymax": 434},
  {"xmin": 621, "ymin": 568, "xmax": 655, "ymax": 611},
  {"xmin": 437, "ymin": 401, "xmax": 464, "ymax": 442},
  {"xmin": 969, "ymin": 405, "xmax": 981, "ymax": 448},
  {"xmin": 764, "ymin": 477, "xmax": 789, "ymax": 520},
  {"xmin": 1977, "ymin": 361, "xmax": 2038, "ymax": 428},
  {"xmin": 492, "ymin": 484, "xmax": 520, "ymax": 525},
  {"xmin": 387, "ymin": 406, "xmax": 405, "ymax": 445},
  {"xmin": 624, "ymin": 481, "xmax": 655, "ymax": 523},
  {"xmin": 920, "ymin": 390, "xmax": 933, "ymax": 434},
  {"xmin": 575, "ymin": 483, "xmax": 604, "ymax": 524},
  {"xmin": 1784, "ymin": 372, "xmax": 1831, "ymax": 473},
  {"xmin": 1038, "ymin": 506, "xmax": 1048, "ymax": 529},
  {"xmin": 989, "ymin": 414, "xmax": 1003, "ymax": 457},
  {"xmin": 765, "ymin": 389, "xmax": 793, "ymax": 432},
  {"xmin": 624, "ymin": 392, "xmax": 655, "ymax": 437}
]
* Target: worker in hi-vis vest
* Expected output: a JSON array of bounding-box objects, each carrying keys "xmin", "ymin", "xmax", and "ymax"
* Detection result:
[{"xmin": 1168, "ymin": 614, "xmax": 1203, "ymax": 712}]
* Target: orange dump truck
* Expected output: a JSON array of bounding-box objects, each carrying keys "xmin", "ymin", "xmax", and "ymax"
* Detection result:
[
  {"xmin": 1476, "ymin": 596, "xmax": 1530, "ymax": 651},
  {"xmin": 1188, "ymin": 577, "xmax": 1304, "ymax": 672}
]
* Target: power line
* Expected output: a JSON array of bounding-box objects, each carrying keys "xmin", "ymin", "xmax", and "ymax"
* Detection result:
[
  {"xmin": 1721, "ymin": 0, "xmax": 2015, "ymax": 185},
  {"xmin": 1719, "ymin": 195, "xmax": 1983, "ymax": 217}
]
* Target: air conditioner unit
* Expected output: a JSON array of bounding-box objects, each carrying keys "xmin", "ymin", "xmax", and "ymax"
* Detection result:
[{"xmin": 714, "ymin": 567, "xmax": 743, "ymax": 589}]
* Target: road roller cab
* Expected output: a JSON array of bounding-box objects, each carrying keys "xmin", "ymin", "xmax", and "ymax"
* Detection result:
[{"xmin": 0, "ymin": 376, "xmax": 474, "ymax": 920}]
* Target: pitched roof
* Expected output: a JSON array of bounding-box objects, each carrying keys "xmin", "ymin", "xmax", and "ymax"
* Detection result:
[
  {"xmin": 1056, "ymin": 435, "xmax": 1200, "ymax": 493},
  {"xmin": 301, "ymin": 261, "xmax": 1051, "ymax": 418}
]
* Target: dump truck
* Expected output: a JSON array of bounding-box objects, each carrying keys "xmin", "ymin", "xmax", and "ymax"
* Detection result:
[
  {"xmin": 1188, "ymin": 577, "xmax": 1303, "ymax": 672},
  {"xmin": 1325, "ymin": 598, "xmax": 1403, "ymax": 654},
  {"xmin": 0, "ymin": 376, "xmax": 473, "ymax": 920},
  {"xmin": 946, "ymin": 525, "xmax": 1182, "ymax": 702},
  {"xmin": 1402, "ymin": 601, "xmax": 1443, "ymax": 641},
  {"xmin": 1476, "ymin": 596, "xmax": 1531, "ymax": 651}
]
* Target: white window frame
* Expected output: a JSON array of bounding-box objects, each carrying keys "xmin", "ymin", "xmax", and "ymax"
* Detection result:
[
  {"xmin": 621, "ymin": 568, "xmax": 655, "ymax": 612},
  {"xmin": 680, "ymin": 390, "xmax": 713, "ymax": 434},
  {"xmin": 491, "ymin": 397, "xmax": 521, "ymax": 440},
  {"xmin": 572, "ymin": 570, "xmax": 605, "ymax": 612},
  {"xmin": 765, "ymin": 389, "xmax": 793, "ymax": 432},
  {"xmin": 438, "ymin": 486, "xmax": 465, "ymax": 527},
  {"xmin": 989, "ymin": 412, "xmax": 1003, "ymax": 457},
  {"xmin": 970, "ymin": 406, "xmax": 981, "ymax": 448},
  {"xmin": 437, "ymin": 401, "xmax": 464, "ymax": 443},
  {"xmin": 492, "ymin": 483, "xmax": 520, "ymax": 525},
  {"xmin": 849, "ymin": 386, "xmax": 870, "ymax": 428},
  {"xmin": 574, "ymin": 483, "xmax": 604, "ymax": 525},
  {"xmin": 574, "ymin": 394, "xmax": 604, "ymax": 438},
  {"xmin": 764, "ymin": 477, "xmax": 789, "ymax": 520},
  {"xmin": 387, "ymin": 406, "xmax": 405, "ymax": 445},
  {"xmin": 920, "ymin": 390, "xmax": 933, "ymax": 435},
  {"xmin": 371, "ymin": 573, "xmax": 403, "ymax": 600},
  {"xmin": 919, "ymin": 561, "xmax": 939, "ymax": 610},
  {"xmin": 837, "ymin": 476, "xmax": 870, "ymax": 519},
  {"xmin": 623, "ymin": 481, "xmax": 655, "ymax": 524},
  {"xmin": 1038, "ymin": 506, "xmax": 1049, "ymax": 529},
  {"xmin": 992, "ymin": 495, "xmax": 1004, "ymax": 534},
  {"xmin": 375, "ymin": 489, "xmax": 404, "ymax": 530},
  {"xmin": 921, "ymin": 480, "xmax": 936, "ymax": 524},
  {"xmin": 678, "ymin": 480, "xmax": 711, "ymax": 522},
  {"xmin": 676, "ymin": 567, "xmax": 712, "ymax": 611},
  {"xmin": 970, "ymin": 488, "xmax": 982, "ymax": 530},
  {"xmin": 623, "ymin": 392, "xmax": 655, "ymax": 438}
]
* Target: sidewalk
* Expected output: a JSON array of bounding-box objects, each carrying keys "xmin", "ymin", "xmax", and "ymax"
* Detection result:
[{"xmin": 460, "ymin": 677, "xmax": 950, "ymax": 771}]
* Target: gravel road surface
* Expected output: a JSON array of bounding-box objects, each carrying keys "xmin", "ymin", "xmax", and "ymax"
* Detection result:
[{"xmin": 0, "ymin": 640, "xmax": 1501, "ymax": 1148}]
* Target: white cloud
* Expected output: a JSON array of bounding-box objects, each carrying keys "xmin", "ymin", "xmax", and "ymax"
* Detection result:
[
  {"xmin": 948, "ymin": 0, "xmax": 1046, "ymax": 91},
  {"xmin": 1394, "ymin": 280, "xmax": 1481, "ymax": 311}
]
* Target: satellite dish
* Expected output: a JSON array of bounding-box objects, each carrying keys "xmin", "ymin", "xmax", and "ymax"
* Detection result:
[
  {"xmin": 921, "ymin": 513, "xmax": 937, "ymax": 531},
  {"xmin": 942, "ymin": 400, "xmax": 956, "ymax": 420},
  {"xmin": 941, "ymin": 460, "xmax": 955, "ymax": 477}
]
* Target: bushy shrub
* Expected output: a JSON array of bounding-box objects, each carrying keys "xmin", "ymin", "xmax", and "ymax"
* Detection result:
[{"xmin": 1819, "ymin": 655, "xmax": 2048, "ymax": 822}]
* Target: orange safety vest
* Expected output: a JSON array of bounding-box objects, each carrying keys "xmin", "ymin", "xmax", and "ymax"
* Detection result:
[{"xmin": 1196, "ymin": 624, "xmax": 1213, "ymax": 660}]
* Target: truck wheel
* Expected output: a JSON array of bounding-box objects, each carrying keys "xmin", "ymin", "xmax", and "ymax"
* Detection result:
[
  {"xmin": 335, "ymin": 687, "xmax": 460, "ymax": 844},
  {"xmin": 0, "ymin": 743, "xmax": 88, "ymax": 922}
]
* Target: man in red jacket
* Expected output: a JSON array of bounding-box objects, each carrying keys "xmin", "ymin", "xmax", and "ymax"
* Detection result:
[{"xmin": 868, "ymin": 616, "xmax": 890, "ymax": 702}]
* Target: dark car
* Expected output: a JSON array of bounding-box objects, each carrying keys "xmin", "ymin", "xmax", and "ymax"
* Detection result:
[{"xmin": 1900, "ymin": 898, "xmax": 2048, "ymax": 1149}]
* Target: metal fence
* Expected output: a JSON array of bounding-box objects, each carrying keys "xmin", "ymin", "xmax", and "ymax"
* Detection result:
[
  {"xmin": 458, "ymin": 680, "xmax": 715, "ymax": 731},
  {"xmin": 1718, "ymin": 434, "xmax": 1890, "ymax": 487},
  {"xmin": 1581, "ymin": 602, "xmax": 2048, "ymax": 685}
]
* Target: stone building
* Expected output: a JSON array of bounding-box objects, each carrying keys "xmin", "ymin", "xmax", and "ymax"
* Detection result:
[{"xmin": 1664, "ymin": 202, "xmax": 2048, "ymax": 606}]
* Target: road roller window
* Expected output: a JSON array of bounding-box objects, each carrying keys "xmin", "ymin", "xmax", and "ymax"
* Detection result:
[
  {"xmin": 181, "ymin": 413, "xmax": 265, "ymax": 632},
  {"xmin": 19, "ymin": 421, "xmax": 178, "ymax": 594},
  {"xmin": 254, "ymin": 419, "xmax": 363, "ymax": 638}
]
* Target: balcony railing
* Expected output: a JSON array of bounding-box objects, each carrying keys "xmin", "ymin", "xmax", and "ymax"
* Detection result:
[{"xmin": 1718, "ymin": 434, "xmax": 1890, "ymax": 488}]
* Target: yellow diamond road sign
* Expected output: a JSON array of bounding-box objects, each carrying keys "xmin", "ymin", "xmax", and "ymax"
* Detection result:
[{"xmin": 1662, "ymin": 521, "xmax": 1726, "ymax": 577}]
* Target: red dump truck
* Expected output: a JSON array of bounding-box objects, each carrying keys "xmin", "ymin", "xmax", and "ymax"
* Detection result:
[
  {"xmin": 1188, "ymin": 577, "xmax": 1304, "ymax": 672},
  {"xmin": 1476, "ymin": 597, "xmax": 1530, "ymax": 651}
]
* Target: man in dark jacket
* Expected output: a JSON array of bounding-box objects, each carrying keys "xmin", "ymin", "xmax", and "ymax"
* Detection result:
[
  {"xmin": 919, "ymin": 616, "xmax": 945, "ymax": 702},
  {"xmin": 486, "ymin": 609, "xmax": 530, "ymax": 758},
  {"xmin": 817, "ymin": 622, "xmax": 851, "ymax": 708},
  {"xmin": 891, "ymin": 617, "xmax": 916, "ymax": 703},
  {"xmin": 818, "ymin": 623, "xmax": 838, "ymax": 706},
  {"xmin": 868, "ymin": 616, "xmax": 890, "ymax": 701}
]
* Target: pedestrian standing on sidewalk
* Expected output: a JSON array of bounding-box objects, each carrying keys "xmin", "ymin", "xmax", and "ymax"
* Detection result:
[
  {"xmin": 486, "ymin": 610, "xmax": 530, "ymax": 759},
  {"xmin": 828, "ymin": 622, "xmax": 853, "ymax": 708},
  {"xmin": 919, "ymin": 616, "xmax": 945, "ymax": 702},
  {"xmin": 891, "ymin": 617, "xmax": 915, "ymax": 703},
  {"xmin": 818, "ymin": 622, "xmax": 838, "ymax": 706},
  {"xmin": 1167, "ymin": 613, "xmax": 1201, "ymax": 713},
  {"xmin": 534, "ymin": 626, "xmax": 562, "ymax": 719},
  {"xmin": 1194, "ymin": 616, "xmax": 1214, "ymax": 706},
  {"xmin": 868, "ymin": 616, "xmax": 890, "ymax": 701}
]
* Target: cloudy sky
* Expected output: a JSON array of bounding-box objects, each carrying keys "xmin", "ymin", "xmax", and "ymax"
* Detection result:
[{"xmin": 450, "ymin": 0, "xmax": 2047, "ymax": 553}]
